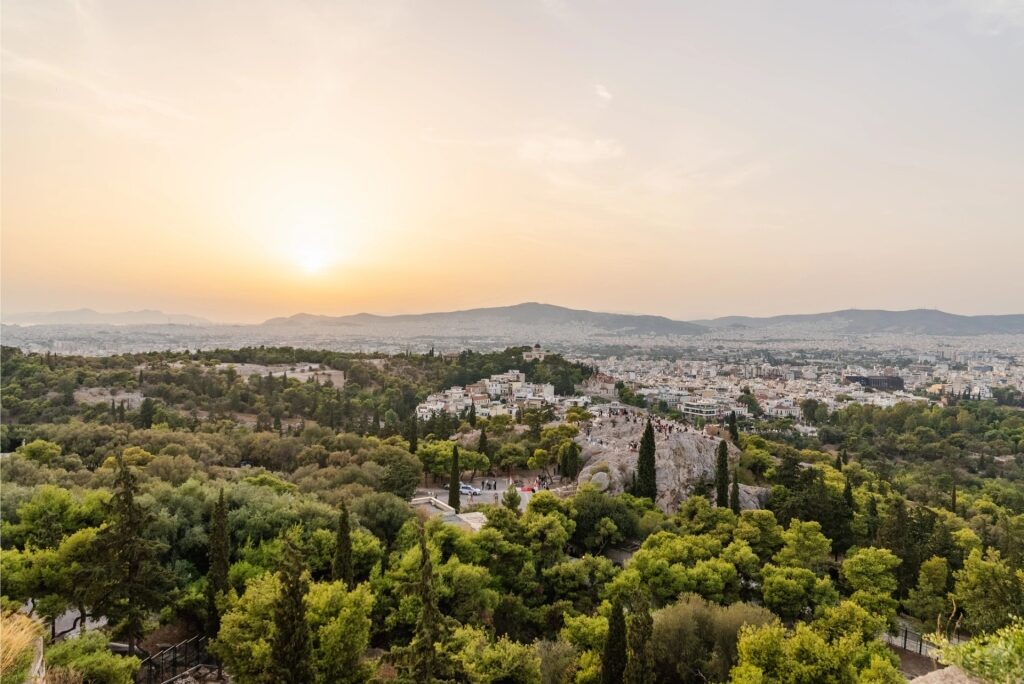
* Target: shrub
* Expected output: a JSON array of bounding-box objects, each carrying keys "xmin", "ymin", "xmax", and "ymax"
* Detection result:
[
  {"xmin": 650, "ymin": 594, "xmax": 776, "ymax": 683},
  {"xmin": 45, "ymin": 632, "xmax": 140, "ymax": 684}
]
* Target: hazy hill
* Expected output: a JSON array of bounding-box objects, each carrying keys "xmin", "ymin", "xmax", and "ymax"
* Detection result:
[
  {"xmin": 262, "ymin": 302, "xmax": 708, "ymax": 335},
  {"xmin": 694, "ymin": 309, "xmax": 1024, "ymax": 335},
  {"xmin": 1, "ymin": 308, "xmax": 211, "ymax": 326},
  {"xmin": 8, "ymin": 305, "xmax": 1023, "ymax": 338}
]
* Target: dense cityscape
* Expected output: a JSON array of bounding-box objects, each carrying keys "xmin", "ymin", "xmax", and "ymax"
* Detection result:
[{"xmin": 4, "ymin": 1, "xmax": 1023, "ymax": 683}]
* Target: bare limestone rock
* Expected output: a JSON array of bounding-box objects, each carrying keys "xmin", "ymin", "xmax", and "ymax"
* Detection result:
[
  {"xmin": 589, "ymin": 471, "xmax": 610, "ymax": 492},
  {"xmin": 577, "ymin": 415, "xmax": 769, "ymax": 512}
]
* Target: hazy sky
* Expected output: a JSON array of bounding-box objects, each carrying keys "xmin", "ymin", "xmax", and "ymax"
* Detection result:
[{"xmin": 3, "ymin": 0, "xmax": 1023, "ymax": 323}]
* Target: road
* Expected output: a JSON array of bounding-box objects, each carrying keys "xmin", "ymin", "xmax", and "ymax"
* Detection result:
[{"xmin": 421, "ymin": 476, "xmax": 536, "ymax": 512}]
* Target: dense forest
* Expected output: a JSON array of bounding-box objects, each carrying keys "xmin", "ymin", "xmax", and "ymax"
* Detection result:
[
  {"xmin": 0, "ymin": 345, "xmax": 593, "ymax": 436},
  {"xmin": 1, "ymin": 346, "xmax": 1022, "ymax": 683}
]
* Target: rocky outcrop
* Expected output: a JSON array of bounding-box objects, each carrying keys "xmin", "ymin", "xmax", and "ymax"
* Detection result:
[{"xmin": 576, "ymin": 415, "xmax": 769, "ymax": 512}]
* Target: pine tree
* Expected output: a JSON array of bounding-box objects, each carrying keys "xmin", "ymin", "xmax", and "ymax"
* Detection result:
[
  {"xmin": 624, "ymin": 592, "xmax": 653, "ymax": 684},
  {"xmin": 448, "ymin": 445, "xmax": 461, "ymax": 512},
  {"xmin": 502, "ymin": 485, "xmax": 522, "ymax": 513},
  {"xmin": 406, "ymin": 418, "xmax": 418, "ymax": 456},
  {"xmin": 635, "ymin": 420, "xmax": 657, "ymax": 500},
  {"xmin": 729, "ymin": 470, "xmax": 741, "ymax": 514},
  {"xmin": 602, "ymin": 597, "xmax": 627, "ymax": 684},
  {"xmin": 332, "ymin": 501, "xmax": 353, "ymax": 588},
  {"xmin": 88, "ymin": 456, "xmax": 170, "ymax": 655},
  {"xmin": 205, "ymin": 488, "xmax": 230, "ymax": 638},
  {"xmin": 728, "ymin": 411, "xmax": 739, "ymax": 444},
  {"xmin": 271, "ymin": 530, "xmax": 313, "ymax": 684},
  {"xmin": 477, "ymin": 427, "xmax": 488, "ymax": 457},
  {"xmin": 715, "ymin": 439, "xmax": 730, "ymax": 507}
]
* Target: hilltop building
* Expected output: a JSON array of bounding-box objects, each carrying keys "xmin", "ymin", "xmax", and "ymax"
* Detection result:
[{"xmin": 522, "ymin": 343, "xmax": 549, "ymax": 361}]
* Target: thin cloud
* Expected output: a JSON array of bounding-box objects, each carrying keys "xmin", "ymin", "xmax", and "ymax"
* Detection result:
[
  {"xmin": 594, "ymin": 83, "xmax": 613, "ymax": 104},
  {"xmin": 422, "ymin": 128, "xmax": 624, "ymax": 165},
  {"xmin": 518, "ymin": 135, "xmax": 623, "ymax": 164},
  {"xmin": 951, "ymin": 0, "xmax": 1024, "ymax": 33},
  {"xmin": 540, "ymin": 0, "xmax": 575, "ymax": 22},
  {"xmin": 2, "ymin": 49, "xmax": 194, "ymax": 124}
]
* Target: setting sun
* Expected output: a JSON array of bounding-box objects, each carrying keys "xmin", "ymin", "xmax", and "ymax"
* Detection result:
[{"xmin": 293, "ymin": 245, "xmax": 330, "ymax": 274}]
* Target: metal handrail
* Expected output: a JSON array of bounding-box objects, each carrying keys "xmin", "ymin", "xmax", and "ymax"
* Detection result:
[{"xmin": 136, "ymin": 635, "xmax": 212, "ymax": 684}]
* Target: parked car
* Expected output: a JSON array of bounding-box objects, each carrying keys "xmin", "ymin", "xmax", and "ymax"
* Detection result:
[{"xmin": 458, "ymin": 483, "xmax": 481, "ymax": 495}]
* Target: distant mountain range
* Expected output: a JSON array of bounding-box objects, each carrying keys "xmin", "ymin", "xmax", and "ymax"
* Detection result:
[
  {"xmin": 692, "ymin": 308, "xmax": 1024, "ymax": 335},
  {"xmin": 263, "ymin": 304, "xmax": 1024, "ymax": 336},
  {"xmin": 5, "ymin": 304, "xmax": 1024, "ymax": 336},
  {"xmin": 262, "ymin": 302, "xmax": 708, "ymax": 335},
  {"xmin": 2, "ymin": 308, "xmax": 211, "ymax": 326}
]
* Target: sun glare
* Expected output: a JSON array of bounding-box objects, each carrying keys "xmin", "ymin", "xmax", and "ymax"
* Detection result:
[
  {"xmin": 295, "ymin": 247, "xmax": 328, "ymax": 274},
  {"xmin": 283, "ymin": 209, "xmax": 345, "ymax": 276}
]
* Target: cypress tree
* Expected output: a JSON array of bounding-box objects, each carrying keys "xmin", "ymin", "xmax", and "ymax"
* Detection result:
[
  {"xmin": 865, "ymin": 495, "xmax": 880, "ymax": 542},
  {"xmin": 332, "ymin": 501, "xmax": 353, "ymax": 588},
  {"xmin": 729, "ymin": 469, "xmax": 741, "ymax": 514},
  {"xmin": 833, "ymin": 477, "xmax": 856, "ymax": 555},
  {"xmin": 468, "ymin": 402, "xmax": 477, "ymax": 427},
  {"xmin": 728, "ymin": 410, "xmax": 739, "ymax": 444},
  {"xmin": 477, "ymin": 427, "xmax": 488, "ymax": 457},
  {"xmin": 448, "ymin": 445, "xmax": 461, "ymax": 512},
  {"xmin": 624, "ymin": 592, "xmax": 653, "ymax": 684},
  {"xmin": 559, "ymin": 440, "xmax": 582, "ymax": 480},
  {"xmin": 138, "ymin": 397, "xmax": 156, "ymax": 429},
  {"xmin": 205, "ymin": 488, "xmax": 230, "ymax": 638},
  {"xmin": 271, "ymin": 530, "xmax": 313, "ymax": 684},
  {"xmin": 635, "ymin": 420, "xmax": 657, "ymax": 500},
  {"xmin": 843, "ymin": 478, "xmax": 855, "ymax": 512},
  {"xmin": 602, "ymin": 597, "xmax": 627, "ymax": 684},
  {"xmin": 715, "ymin": 439, "xmax": 730, "ymax": 507},
  {"xmin": 406, "ymin": 418, "xmax": 418, "ymax": 455},
  {"xmin": 407, "ymin": 523, "xmax": 444, "ymax": 682}
]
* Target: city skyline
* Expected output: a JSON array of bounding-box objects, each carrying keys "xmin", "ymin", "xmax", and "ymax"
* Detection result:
[{"xmin": 3, "ymin": 0, "xmax": 1024, "ymax": 322}]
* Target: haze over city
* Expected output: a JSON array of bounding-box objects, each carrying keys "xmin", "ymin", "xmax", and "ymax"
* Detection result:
[
  {"xmin": 3, "ymin": 0, "xmax": 1023, "ymax": 323},
  {"xmin": 5, "ymin": 3, "xmax": 1024, "ymax": 683}
]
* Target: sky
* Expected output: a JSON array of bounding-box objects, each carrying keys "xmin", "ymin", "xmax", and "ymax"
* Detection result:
[{"xmin": 2, "ymin": 0, "xmax": 1023, "ymax": 324}]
